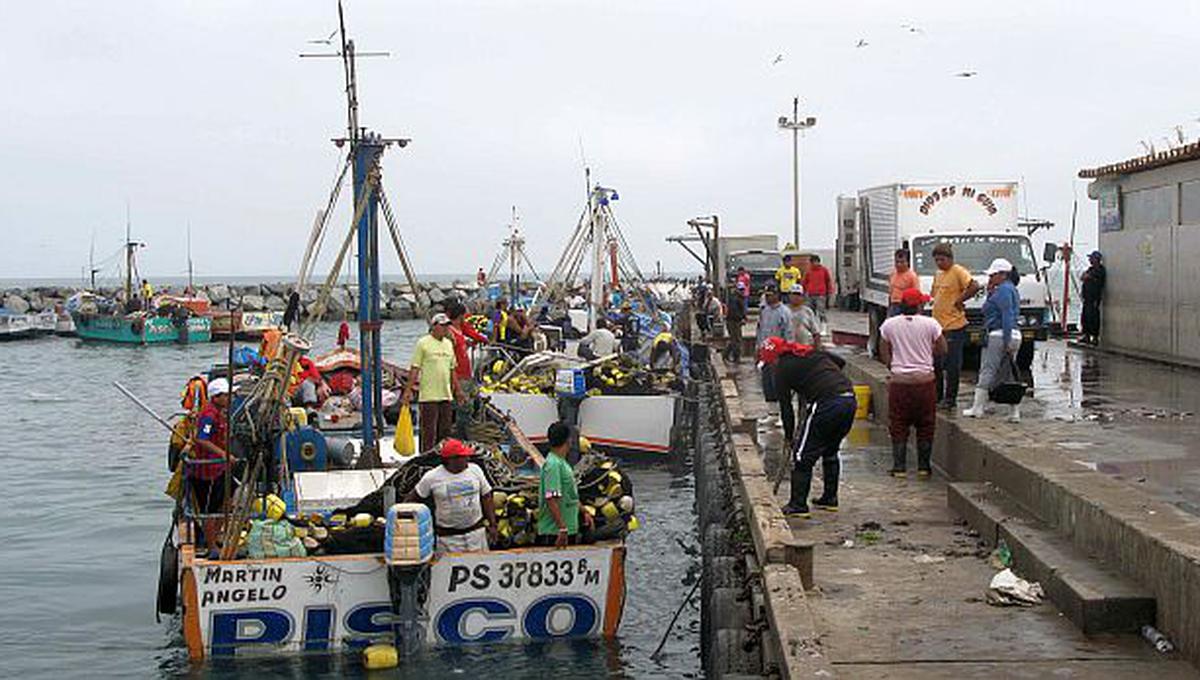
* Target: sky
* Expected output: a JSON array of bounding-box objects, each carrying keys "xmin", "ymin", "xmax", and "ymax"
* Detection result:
[{"xmin": 1, "ymin": 0, "xmax": 1197, "ymax": 282}]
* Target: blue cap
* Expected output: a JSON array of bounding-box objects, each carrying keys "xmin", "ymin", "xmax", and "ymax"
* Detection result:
[{"xmin": 1089, "ymin": 250, "xmax": 1103, "ymax": 260}]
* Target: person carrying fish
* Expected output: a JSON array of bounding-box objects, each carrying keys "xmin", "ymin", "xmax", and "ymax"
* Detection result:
[
  {"xmin": 189, "ymin": 377, "xmax": 232, "ymax": 514},
  {"xmin": 758, "ymin": 338, "xmax": 857, "ymax": 518}
]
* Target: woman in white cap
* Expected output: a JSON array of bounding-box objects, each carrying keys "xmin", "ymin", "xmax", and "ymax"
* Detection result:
[{"xmin": 963, "ymin": 258, "xmax": 1022, "ymax": 421}]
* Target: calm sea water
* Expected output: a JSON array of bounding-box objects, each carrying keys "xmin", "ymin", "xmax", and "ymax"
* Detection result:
[{"xmin": 0, "ymin": 321, "xmax": 701, "ymax": 679}]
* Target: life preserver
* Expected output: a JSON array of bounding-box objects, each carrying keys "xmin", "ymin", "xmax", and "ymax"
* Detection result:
[{"xmin": 156, "ymin": 533, "xmax": 178, "ymax": 617}]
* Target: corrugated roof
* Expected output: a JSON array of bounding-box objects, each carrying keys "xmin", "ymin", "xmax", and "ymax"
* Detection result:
[{"xmin": 1079, "ymin": 142, "xmax": 1200, "ymax": 178}]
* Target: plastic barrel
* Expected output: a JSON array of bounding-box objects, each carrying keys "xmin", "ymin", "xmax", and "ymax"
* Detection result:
[{"xmin": 853, "ymin": 384, "xmax": 871, "ymax": 419}]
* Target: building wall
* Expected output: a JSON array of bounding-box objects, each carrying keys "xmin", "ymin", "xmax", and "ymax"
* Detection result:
[{"xmin": 1091, "ymin": 158, "xmax": 1200, "ymax": 364}]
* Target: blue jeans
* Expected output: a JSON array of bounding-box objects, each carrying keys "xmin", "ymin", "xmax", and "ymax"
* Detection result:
[{"xmin": 935, "ymin": 328, "xmax": 966, "ymax": 404}]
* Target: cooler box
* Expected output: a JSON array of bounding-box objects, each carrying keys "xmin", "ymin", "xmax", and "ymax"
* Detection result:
[{"xmin": 385, "ymin": 503, "xmax": 435, "ymax": 565}]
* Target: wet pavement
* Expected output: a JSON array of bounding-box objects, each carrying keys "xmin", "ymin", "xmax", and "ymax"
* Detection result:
[{"xmin": 726, "ymin": 356, "xmax": 1198, "ymax": 677}]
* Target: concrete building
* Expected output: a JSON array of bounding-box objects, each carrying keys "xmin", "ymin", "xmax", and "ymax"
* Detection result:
[{"xmin": 1081, "ymin": 143, "xmax": 1200, "ymax": 366}]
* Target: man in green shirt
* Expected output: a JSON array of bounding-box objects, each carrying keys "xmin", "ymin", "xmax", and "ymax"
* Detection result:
[
  {"xmin": 538, "ymin": 422, "xmax": 591, "ymax": 547},
  {"xmin": 401, "ymin": 313, "xmax": 463, "ymax": 452}
]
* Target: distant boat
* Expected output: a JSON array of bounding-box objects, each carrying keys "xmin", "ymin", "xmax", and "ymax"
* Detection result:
[
  {"xmin": 69, "ymin": 292, "xmax": 212, "ymax": 345},
  {"xmin": 0, "ymin": 311, "xmax": 36, "ymax": 341},
  {"xmin": 210, "ymin": 310, "xmax": 284, "ymax": 340}
]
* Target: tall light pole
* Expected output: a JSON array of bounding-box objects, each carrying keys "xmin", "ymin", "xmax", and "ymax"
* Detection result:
[{"xmin": 778, "ymin": 96, "xmax": 816, "ymax": 249}]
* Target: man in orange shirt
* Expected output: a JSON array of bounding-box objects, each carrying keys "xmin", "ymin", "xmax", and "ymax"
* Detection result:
[
  {"xmin": 930, "ymin": 243, "xmax": 981, "ymax": 409},
  {"xmin": 888, "ymin": 249, "xmax": 919, "ymax": 318}
]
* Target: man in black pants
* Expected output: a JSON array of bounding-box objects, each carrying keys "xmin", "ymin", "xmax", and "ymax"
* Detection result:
[{"xmin": 759, "ymin": 337, "xmax": 858, "ymax": 518}]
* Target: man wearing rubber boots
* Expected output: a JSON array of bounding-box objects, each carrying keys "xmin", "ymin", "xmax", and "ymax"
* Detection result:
[{"xmin": 758, "ymin": 338, "xmax": 857, "ymax": 518}]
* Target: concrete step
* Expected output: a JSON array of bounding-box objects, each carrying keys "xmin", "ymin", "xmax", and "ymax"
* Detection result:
[{"xmin": 948, "ymin": 481, "xmax": 1156, "ymax": 635}]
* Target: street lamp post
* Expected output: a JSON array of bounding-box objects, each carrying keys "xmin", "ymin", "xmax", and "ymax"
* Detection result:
[{"xmin": 778, "ymin": 96, "xmax": 816, "ymax": 249}]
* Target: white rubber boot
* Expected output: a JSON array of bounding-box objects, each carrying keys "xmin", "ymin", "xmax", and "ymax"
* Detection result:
[
  {"xmin": 962, "ymin": 388, "xmax": 989, "ymax": 418},
  {"xmin": 1007, "ymin": 403, "xmax": 1021, "ymax": 423}
]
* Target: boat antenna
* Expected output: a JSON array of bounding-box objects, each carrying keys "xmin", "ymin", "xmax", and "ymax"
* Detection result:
[
  {"xmin": 186, "ymin": 222, "xmax": 194, "ymax": 292},
  {"xmin": 89, "ymin": 230, "xmax": 100, "ymax": 290}
]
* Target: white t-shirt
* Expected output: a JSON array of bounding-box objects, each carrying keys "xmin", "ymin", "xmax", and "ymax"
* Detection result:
[
  {"xmin": 580, "ymin": 328, "xmax": 618, "ymax": 356},
  {"xmin": 879, "ymin": 314, "xmax": 943, "ymax": 376},
  {"xmin": 414, "ymin": 462, "xmax": 492, "ymax": 530}
]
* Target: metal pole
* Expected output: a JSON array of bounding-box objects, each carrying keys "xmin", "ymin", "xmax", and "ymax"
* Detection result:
[{"xmin": 792, "ymin": 96, "xmax": 800, "ymax": 248}]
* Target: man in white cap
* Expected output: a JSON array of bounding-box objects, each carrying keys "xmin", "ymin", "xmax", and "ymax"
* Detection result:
[
  {"xmin": 402, "ymin": 312, "xmax": 463, "ymax": 451},
  {"xmin": 189, "ymin": 377, "xmax": 232, "ymax": 513},
  {"xmin": 964, "ymin": 258, "xmax": 1022, "ymax": 421}
]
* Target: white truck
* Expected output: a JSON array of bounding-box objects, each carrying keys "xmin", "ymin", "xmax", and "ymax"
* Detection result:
[
  {"xmin": 841, "ymin": 181, "xmax": 1050, "ymax": 368},
  {"xmin": 714, "ymin": 234, "xmax": 780, "ymax": 301}
]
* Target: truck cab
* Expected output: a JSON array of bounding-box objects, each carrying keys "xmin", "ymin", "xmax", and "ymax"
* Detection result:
[{"xmin": 726, "ymin": 249, "xmax": 781, "ymax": 306}]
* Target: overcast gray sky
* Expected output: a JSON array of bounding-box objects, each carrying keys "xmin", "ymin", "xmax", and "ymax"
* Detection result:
[{"xmin": 2, "ymin": 0, "xmax": 1196, "ymax": 282}]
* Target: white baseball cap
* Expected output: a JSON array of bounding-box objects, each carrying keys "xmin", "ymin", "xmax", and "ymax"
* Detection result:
[
  {"xmin": 430, "ymin": 312, "xmax": 452, "ymax": 326},
  {"xmin": 208, "ymin": 377, "xmax": 230, "ymax": 397},
  {"xmin": 985, "ymin": 258, "xmax": 1014, "ymax": 276}
]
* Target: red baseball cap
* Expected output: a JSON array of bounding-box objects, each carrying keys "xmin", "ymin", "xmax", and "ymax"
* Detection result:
[
  {"xmin": 900, "ymin": 288, "xmax": 931, "ymax": 307},
  {"xmin": 757, "ymin": 336, "xmax": 814, "ymax": 365},
  {"xmin": 440, "ymin": 439, "xmax": 473, "ymax": 458}
]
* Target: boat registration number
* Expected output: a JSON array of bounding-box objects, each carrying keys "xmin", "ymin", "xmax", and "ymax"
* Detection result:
[{"xmin": 448, "ymin": 555, "xmax": 603, "ymax": 592}]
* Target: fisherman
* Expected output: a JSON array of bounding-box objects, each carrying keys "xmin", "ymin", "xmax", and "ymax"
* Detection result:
[
  {"xmin": 775, "ymin": 254, "xmax": 802, "ymax": 295},
  {"xmin": 805, "ymin": 254, "xmax": 833, "ymax": 325},
  {"xmin": 615, "ymin": 301, "xmax": 640, "ymax": 353},
  {"xmin": 259, "ymin": 326, "xmax": 283, "ymax": 363},
  {"xmin": 578, "ymin": 317, "xmax": 618, "ymax": 360},
  {"xmin": 401, "ymin": 313, "xmax": 463, "ymax": 451},
  {"xmin": 930, "ymin": 242, "xmax": 980, "ymax": 409},
  {"xmin": 780, "ymin": 283, "xmax": 821, "ymax": 447},
  {"xmin": 723, "ymin": 282, "xmax": 747, "ymax": 362},
  {"xmin": 696, "ymin": 286, "xmax": 723, "ymax": 337},
  {"xmin": 1080, "ymin": 250, "xmax": 1106, "ymax": 345},
  {"xmin": 491, "ymin": 298, "xmax": 511, "ymax": 343},
  {"xmin": 888, "ymin": 249, "xmax": 919, "ymax": 317},
  {"xmin": 756, "ymin": 285, "xmax": 793, "ymax": 420},
  {"xmin": 537, "ymin": 422, "xmax": 593, "ymax": 547},
  {"xmin": 336, "ymin": 320, "xmax": 351, "ymax": 350},
  {"xmin": 650, "ymin": 331, "xmax": 681, "ymax": 372},
  {"xmin": 879, "ymin": 288, "xmax": 947, "ymax": 478},
  {"xmin": 190, "ymin": 377, "xmax": 232, "ymax": 513},
  {"xmin": 446, "ymin": 301, "xmax": 487, "ymax": 437},
  {"xmin": 290, "ymin": 356, "xmax": 329, "ymax": 407},
  {"xmin": 476, "ymin": 267, "xmax": 487, "ymax": 288},
  {"xmin": 140, "ymin": 279, "xmax": 154, "ymax": 311},
  {"xmin": 758, "ymin": 338, "xmax": 857, "ymax": 517},
  {"xmin": 736, "ymin": 266, "xmax": 752, "ymax": 302},
  {"xmin": 963, "ymin": 258, "xmax": 1022, "ymax": 422},
  {"xmin": 408, "ymin": 438, "xmax": 497, "ymax": 553}
]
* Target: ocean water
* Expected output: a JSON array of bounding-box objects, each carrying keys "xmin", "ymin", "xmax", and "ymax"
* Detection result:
[{"xmin": 0, "ymin": 321, "xmax": 701, "ymax": 679}]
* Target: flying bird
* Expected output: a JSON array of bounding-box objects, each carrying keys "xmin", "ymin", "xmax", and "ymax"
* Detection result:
[
  {"xmin": 855, "ymin": 39, "xmax": 869, "ymax": 48},
  {"xmin": 953, "ymin": 71, "xmax": 978, "ymax": 78},
  {"xmin": 307, "ymin": 29, "xmax": 338, "ymax": 45},
  {"xmin": 902, "ymin": 23, "xmax": 925, "ymax": 34},
  {"xmin": 771, "ymin": 53, "xmax": 784, "ymax": 65}
]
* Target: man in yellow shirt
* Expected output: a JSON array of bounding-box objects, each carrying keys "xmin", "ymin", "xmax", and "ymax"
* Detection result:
[
  {"xmin": 402, "ymin": 313, "xmax": 464, "ymax": 451},
  {"xmin": 775, "ymin": 254, "xmax": 802, "ymax": 297},
  {"xmin": 930, "ymin": 243, "xmax": 981, "ymax": 409}
]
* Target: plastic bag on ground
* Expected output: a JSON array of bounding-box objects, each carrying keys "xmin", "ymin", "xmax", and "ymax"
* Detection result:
[{"xmin": 987, "ymin": 568, "xmax": 1045, "ymax": 606}]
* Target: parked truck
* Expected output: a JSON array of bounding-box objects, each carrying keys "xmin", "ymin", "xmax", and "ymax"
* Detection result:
[
  {"xmin": 714, "ymin": 234, "xmax": 780, "ymax": 302},
  {"xmin": 838, "ymin": 181, "xmax": 1051, "ymax": 370}
]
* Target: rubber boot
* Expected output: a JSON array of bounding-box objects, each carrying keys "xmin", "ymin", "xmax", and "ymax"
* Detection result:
[
  {"xmin": 889, "ymin": 441, "xmax": 908, "ymax": 477},
  {"xmin": 917, "ymin": 440, "xmax": 933, "ymax": 478},
  {"xmin": 1007, "ymin": 403, "xmax": 1021, "ymax": 423},
  {"xmin": 962, "ymin": 387, "xmax": 988, "ymax": 418},
  {"xmin": 781, "ymin": 464, "xmax": 812, "ymax": 518},
  {"xmin": 813, "ymin": 457, "xmax": 840, "ymax": 511}
]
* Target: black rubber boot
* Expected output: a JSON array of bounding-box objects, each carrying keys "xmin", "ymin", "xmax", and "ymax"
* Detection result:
[
  {"xmin": 813, "ymin": 457, "xmax": 840, "ymax": 511},
  {"xmin": 781, "ymin": 464, "xmax": 812, "ymax": 517},
  {"xmin": 917, "ymin": 440, "xmax": 934, "ymax": 478},
  {"xmin": 889, "ymin": 441, "xmax": 908, "ymax": 477}
]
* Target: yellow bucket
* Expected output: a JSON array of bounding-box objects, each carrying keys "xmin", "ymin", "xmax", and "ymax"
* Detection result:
[{"xmin": 853, "ymin": 384, "xmax": 871, "ymax": 420}]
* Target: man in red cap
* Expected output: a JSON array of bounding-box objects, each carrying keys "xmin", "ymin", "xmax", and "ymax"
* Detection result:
[
  {"xmin": 408, "ymin": 439, "xmax": 497, "ymax": 553},
  {"xmin": 879, "ymin": 288, "xmax": 947, "ymax": 478}
]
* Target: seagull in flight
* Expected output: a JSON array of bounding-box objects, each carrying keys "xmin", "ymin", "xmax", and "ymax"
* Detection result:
[
  {"xmin": 771, "ymin": 53, "xmax": 784, "ymax": 65},
  {"xmin": 901, "ymin": 23, "xmax": 925, "ymax": 34},
  {"xmin": 307, "ymin": 29, "xmax": 338, "ymax": 45},
  {"xmin": 954, "ymin": 71, "xmax": 978, "ymax": 78},
  {"xmin": 855, "ymin": 39, "xmax": 869, "ymax": 48}
]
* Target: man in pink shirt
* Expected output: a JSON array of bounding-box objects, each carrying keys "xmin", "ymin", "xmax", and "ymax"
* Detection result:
[{"xmin": 879, "ymin": 288, "xmax": 947, "ymax": 478}]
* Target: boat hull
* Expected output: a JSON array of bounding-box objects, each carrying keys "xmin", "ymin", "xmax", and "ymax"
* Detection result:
[
  {"xmin": 72, "ymin": 313, "xmax": 212, "ymax": 344},
  {"xmin": 210, "ymin": 310, "xmax": 284, "ymax": 339},
  {"xmin": 181, "ymin": 542, "xmax": 626, "ymax": 659},
  {"xmin": 485, "ymin": 392, "xmax": 680, "ymax": 456}
]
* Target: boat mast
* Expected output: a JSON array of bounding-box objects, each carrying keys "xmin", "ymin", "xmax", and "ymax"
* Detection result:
[
  {"xmin": 186, "ymin": 223, "xmax": 194, "ymax": 292},
  {"xmin": 124, "ymin": 203, "xmax": 135, "ymax": 302}
]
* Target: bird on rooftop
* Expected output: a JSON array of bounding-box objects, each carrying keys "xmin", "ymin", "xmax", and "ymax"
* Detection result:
[
  {"xmin": 771, "ymin": 53, "xmax": 784, "ymax": 65},
  {"xmin": 855, "ymin": 38, "xmax": 869, "ymax": 48},
  {"xmin": 307, "ymin": 29, "xmax": 338, "ymax": 45},
  {"xmin": 954, "ymin": 71, "xmax": 978, "ymax": 78}
]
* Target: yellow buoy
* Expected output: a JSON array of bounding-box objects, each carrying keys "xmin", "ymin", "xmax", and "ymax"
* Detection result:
[
  {"xmin": 362, "ymin": 643, "xmax": 399, "ymax": 670},
  {"xmin": 264, "ymin": 494, "xmax": 287, "ymax": 521},
  {"xmin": 626, "ymin": 515, "xmax": 641, "ymax": 531},
  {"xmin": 351, "ymin": 512, "xmax": 373, "ymax": 528}
]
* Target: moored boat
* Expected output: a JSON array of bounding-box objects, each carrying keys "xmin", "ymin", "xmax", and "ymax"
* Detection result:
[{"xmin": 0, "ymin": 311, "xmax": 36, "ymax": 341}]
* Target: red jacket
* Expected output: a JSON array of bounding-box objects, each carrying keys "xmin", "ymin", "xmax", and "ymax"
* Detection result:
[
  {"xmin": 450, "ymin": 323, "xmax": 488, "ymax": 380},
  {"xmin": 805, "ymin": 264, "xmax": 833, "ymax": 296},
  {"xmin": 191, "ymin": 402, "xmax": 228, "ymax": 481}
]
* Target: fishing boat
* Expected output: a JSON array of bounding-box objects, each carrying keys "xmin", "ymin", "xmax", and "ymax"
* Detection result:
[
  {"xmin": 154, "ymin": 8, "xmax": 630, "ymax": 662},
  {"xmin": 481, "ymin": 182, "xmax": 684, "ymax": 457},
  {"xmin": 0, "ymin": 311, "xmax": 36, "ymax": 341},
  {"xmin": 69, "ymin": 227, "xmax": 212, "ymax": 345}
]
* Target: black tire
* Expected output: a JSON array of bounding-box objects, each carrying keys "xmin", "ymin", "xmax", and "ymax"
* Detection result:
[{"xmin": 157, "ymin": 534, "xmax": 179, "ymax": 618}]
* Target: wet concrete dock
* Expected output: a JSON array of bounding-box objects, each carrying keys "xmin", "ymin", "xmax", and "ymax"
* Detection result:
[{"xmin": 715, "ymin": 309, "xmax": 1200, "ymax": 677}]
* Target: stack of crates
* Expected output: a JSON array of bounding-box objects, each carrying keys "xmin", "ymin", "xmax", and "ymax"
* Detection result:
[{"xmin": 384, "ymin": 503, "xmax": 435, "ymax": 565}]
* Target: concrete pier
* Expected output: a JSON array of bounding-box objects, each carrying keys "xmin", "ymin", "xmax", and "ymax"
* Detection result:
[{"xmin": 708, "ymin": 311, "xmax": 1200, "ymax": 677}]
